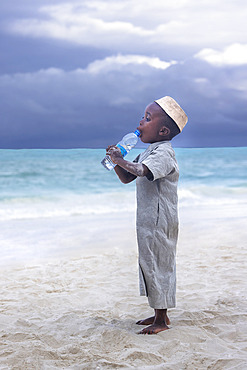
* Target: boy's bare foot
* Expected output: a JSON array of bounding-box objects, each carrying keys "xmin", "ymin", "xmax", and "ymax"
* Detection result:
[
  {"xmin": 136, "ymin": 314, "xmax": 170, "ymax": 326},
  {"xmin": 136, "ymin": 316, "xmax": 155, "ymax": 326},
  {"xmin": 138, "ymin": 322, "xmax": 169, "ymax": 335},
  {"xmin": 137, "ymin": 308, "xmax": 170, "ymax": 334}
]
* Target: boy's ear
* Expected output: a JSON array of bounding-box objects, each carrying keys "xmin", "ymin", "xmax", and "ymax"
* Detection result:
[{"xmin": 159, "ymin": 126, "xmax": 170, "ymax": 137}]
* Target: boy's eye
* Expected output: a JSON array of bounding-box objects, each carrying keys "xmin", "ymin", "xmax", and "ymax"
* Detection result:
[{"xmin": 141, "ymin": 114, "xmax": 150, "ymax": 121}]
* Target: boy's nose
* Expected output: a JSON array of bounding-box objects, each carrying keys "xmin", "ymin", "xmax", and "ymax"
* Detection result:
[
  {"xmin": 139, "ymin": 117, "xmax": 144, "ymax": 125},
  {"xmin": 137, "ymin": 120, "xmax": 143, "ymax": 130}
]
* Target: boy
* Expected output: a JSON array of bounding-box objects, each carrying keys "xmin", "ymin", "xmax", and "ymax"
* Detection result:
[{"xmin": 106, "ymin": 96, "xmax": 188, "ymax": 335}]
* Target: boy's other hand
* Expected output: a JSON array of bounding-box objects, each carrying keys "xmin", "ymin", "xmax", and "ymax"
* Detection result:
[{"xmin": 106, "ymin": 145, "xmax": 123, "ymax": 164}]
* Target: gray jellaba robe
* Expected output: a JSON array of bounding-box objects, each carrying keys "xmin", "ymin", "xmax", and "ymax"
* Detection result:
[{"xmin": 135, "ymin": 141, "xmax": 179, "ymax": 309}]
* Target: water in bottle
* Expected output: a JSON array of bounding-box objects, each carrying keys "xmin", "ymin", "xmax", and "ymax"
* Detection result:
[{"xmin": 101, "ymin": 129, "xmax": 140, "ymax": 171}]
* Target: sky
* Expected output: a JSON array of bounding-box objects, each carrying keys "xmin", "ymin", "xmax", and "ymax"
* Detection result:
[{"xmin": 0, "ymin": 0, "xmax": 247, "ymax": 148}]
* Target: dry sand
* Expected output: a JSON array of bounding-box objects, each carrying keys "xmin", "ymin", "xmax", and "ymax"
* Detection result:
[{"xmin": 0, "ymin": 204, "xmax": 247, "ymax": 369}]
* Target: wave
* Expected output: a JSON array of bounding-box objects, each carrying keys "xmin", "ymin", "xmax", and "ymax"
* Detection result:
[
  {"xmin": 0, "ymin": 191, "xmax": 137, "ymax": 221},
  {"xmin": 178, "ymin": 185, "xmax": 247, "ymax": 206},
  {"xmin": 0, "ymin": 147, "xmax": 246, "ymax": 221},
  {"xmin": 0, "ymin": 183, "xmax": 246, "ymax": 221}
]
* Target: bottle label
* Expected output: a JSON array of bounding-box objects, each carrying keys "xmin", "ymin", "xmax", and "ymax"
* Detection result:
[{"xmin": 117, "ymin": 144, "xmax": 127, "ymax": 157}]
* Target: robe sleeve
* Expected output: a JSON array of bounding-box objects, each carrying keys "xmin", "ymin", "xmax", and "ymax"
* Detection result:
[{"xmin": 142, "ymin": 145, "xmax": 175, "ymax": 181}]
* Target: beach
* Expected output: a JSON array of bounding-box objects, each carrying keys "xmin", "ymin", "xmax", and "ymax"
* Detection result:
[{"xmin": 0, "ymin": 148, "xmax": 247, "ymax": 369}]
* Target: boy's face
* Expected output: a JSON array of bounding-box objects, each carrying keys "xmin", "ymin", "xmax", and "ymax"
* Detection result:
[{"xmin": 137, "ymin": 102, "xmax": 168, "ymax": 143}]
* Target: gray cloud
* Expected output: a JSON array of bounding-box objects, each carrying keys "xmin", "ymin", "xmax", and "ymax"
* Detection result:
[
  {"xmin": 4, "ymin": 0, "xmax": 247, "ymax": 51},
  {"xmin": 1, "ymin": 54, "xmax": 247, "ymax": 148},
  {"xmin": 0, "ymin": 0, "xmax": 247, "ymax": 148}
]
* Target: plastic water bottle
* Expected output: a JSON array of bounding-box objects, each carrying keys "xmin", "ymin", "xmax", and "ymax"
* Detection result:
[{"xmin": 101, "ymin": 129, "xmax": 140, "ymax": 171}]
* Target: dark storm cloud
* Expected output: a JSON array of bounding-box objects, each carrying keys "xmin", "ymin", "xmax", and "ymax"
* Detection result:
[
  {"xmin": 1, "ymin": 0, "xmax": 247, "ymax": 148},
  {"xmin": 1, "ymin": 34, "xmax": 109, "ymax": 74},
  {"xmin": 1, "ymin": 57, "xmax": 247, "ymax": 148}
]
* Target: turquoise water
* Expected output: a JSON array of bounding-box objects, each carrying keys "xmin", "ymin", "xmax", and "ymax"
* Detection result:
[
  {"xmin": 0, "ymin": 147, "xmax": 247, "ymax": 220},
  {"xmin": 176, "ymin": 147, "xmax": 247, "ymax": 188},
  {"xmin": 0, "ymin": 147, "xmax": 246, "ymax": 265}
]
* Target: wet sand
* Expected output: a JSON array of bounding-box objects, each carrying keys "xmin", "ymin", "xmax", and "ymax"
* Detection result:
[{"xmin": 0, "ymin": 203, "xmax": 247, "ymax": 369}]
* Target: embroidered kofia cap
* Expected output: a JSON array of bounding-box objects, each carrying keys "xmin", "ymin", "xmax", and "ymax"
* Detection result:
[{"xmin": 155, "ymin": 96, "xmax": 188, "ymax": 132}]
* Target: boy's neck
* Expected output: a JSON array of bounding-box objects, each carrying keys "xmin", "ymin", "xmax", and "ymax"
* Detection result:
[{"xmin": 149, "ymin": 138, "xmax": 171, "ymax": 144}]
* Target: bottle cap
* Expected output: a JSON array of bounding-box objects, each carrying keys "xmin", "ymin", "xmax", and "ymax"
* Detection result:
[{"xmin": 134, "ymin": 129, "xmax": 141, "ymax": 137}]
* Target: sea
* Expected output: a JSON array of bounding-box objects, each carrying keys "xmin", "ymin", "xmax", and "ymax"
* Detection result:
[{"xmin": 1, "ymin": 147, "xmax": 247, "ymax": 265}]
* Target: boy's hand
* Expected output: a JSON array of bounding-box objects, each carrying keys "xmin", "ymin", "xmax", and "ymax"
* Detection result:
[
  {"xmin": 106, "ymin": 145, "xmax": 151, "ymax": 183},
  {"xmin": 106, "ymin": 145, "xmax": 123, "ymax": 164}
]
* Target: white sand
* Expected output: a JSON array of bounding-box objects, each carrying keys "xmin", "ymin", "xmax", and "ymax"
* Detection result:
[{"xmin": 0, "ymin": 203, "xmax": 247, "ymax": 369}]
